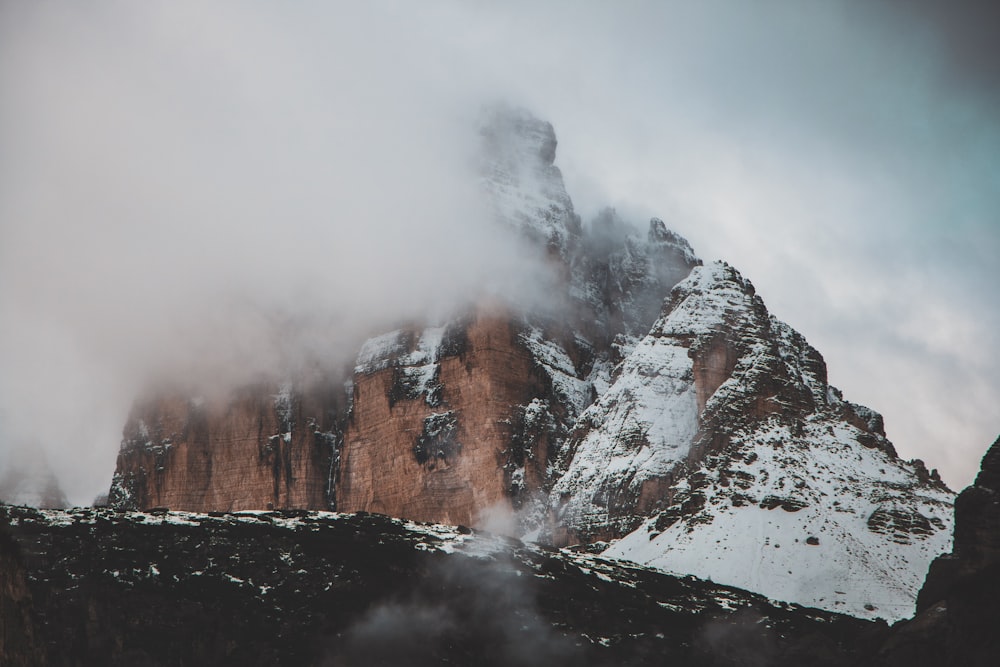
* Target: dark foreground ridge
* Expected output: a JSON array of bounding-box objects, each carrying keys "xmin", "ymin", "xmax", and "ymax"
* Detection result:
[
  {"xmin": 867, "ymin": 435, "xmax": 1000, "ymax": 667},
  {"xmin": 0, "ymin": 505, "xmax": 884, "ymax": 667}
]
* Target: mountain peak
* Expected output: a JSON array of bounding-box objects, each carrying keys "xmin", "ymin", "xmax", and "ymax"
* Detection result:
[
  {"xmin": 478, "ymin": 105, "xmax": 580, "ymax": 257},
  {"xmin": 104, "ymin": 109, "xmax": 952, "ymax": 624},
  {"xmin": 478, "ymin": 104, "xmax": 558, "ymax": 167}
]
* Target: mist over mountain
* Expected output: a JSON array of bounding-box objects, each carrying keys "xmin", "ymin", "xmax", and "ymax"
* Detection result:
[
  {"xmin": 2, "ymin": 2, "xmax": 996, "ymax": 506},
  {"xmin": 85, "ymin": 106, "xmax": 953, "ymax": 624},
  {"xmin": 2, "ymin": 4, "xmax": 998, "ymax": 664}
]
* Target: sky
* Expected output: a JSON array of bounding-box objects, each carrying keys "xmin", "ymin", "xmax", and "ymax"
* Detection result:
[{"xmin": 1, "ymin": 1, "xmax": 997, "ymax": 504}]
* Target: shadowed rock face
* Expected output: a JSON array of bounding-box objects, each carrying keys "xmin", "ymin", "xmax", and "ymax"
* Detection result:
[
  {"xmin": 870, "ymin": 436, "xmax": 1000, "ymax": 667},
  {"xmin": 1, "ymin": 505, "xmax": 887, "ymax": 667},
  {"xmin": 0, "ymin": 514, "xmax": 44, "ymax": 666}
]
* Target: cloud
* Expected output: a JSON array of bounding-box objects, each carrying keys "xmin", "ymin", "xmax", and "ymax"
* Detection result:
[
  {"xmin": 0, "ymin": 2, "xmax": 551, "ymax": 502},
  {"xmin": 327, "ymin": 554, "xmax": 583, "ymax": 666},
  {"xmin": 1, "ymin": 1, "xmax": 997, "ymax": 502}
]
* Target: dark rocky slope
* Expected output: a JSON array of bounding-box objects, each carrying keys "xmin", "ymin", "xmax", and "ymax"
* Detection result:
[
  {"xmin": 869, "ymin": 435, "xmax": 1000, "ymax": 666},
  {"xmin": 1, "ymin": 504, "xmax": 885, "ymax": 667}
]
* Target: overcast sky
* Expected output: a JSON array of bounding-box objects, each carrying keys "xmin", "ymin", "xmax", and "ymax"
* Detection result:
[{"xmin": 1, "ymin": 1, "xmax": 997, "ymax": 504}]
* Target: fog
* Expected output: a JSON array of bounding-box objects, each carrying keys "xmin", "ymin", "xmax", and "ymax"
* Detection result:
[{"xmin": 2, "ymin": 1, "xmax": 998, "ymax": 503}]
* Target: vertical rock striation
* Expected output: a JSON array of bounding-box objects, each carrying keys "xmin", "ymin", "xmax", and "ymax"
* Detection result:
[
  {"xmin": 109, "ymin": 381, "xmax": 342, "ymax": 512},
  {"xmin": 337, "ymin": 311, "xmax": 557, "ymax": 527}
]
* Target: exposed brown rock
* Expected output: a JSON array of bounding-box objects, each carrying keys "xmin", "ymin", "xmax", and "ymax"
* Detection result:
[
  {"xmin": 109, "ymin": 381, "xmax": 342, "ymax": 512},
  {"xmin": 692, "ymin": 337, "xmax": 739, "ymax": 415},
  {"xmin": 338, "ymin": 309, "xmax": 553, "ymax": 527},
  {"xmin": 106, "ymin": 108, "xmax": 700, "ymax": 533}
]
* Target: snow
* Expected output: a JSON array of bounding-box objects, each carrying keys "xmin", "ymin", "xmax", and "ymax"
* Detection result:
[
  {"xmin": 355, "ymin": 330, "xmax": 412, "ymax": 374},
  {"xmin": 546, "ymin": 260, "xmax": 955, "ymax": 621},
  {"xmin": 603, "ymin": 416, "xmax": 954, "ymax": 622},
  {"xmin": 478, "ymin": 106, "xmax": 578, "ymax": 257},
  {"xmin": 551, "ymin": 329, "xmax": 700, "ymax": 531},
  {"xmin": 353, "ymin": 325, "xmax": 448, "ymax": 408},
  {"xmin": 355, "ymin": 327, "xmax": 444, "ymax": 374},
  {"xmin": 551, "ymin": 267, "xmax": 745, "ymax": 533},
  {"xmin": 652, "ymin": 262, "xmax": 758, "ymax": 339},
  {"xmin": 519, "ymin": 326, "xmax": 592, "ymax": 416}
]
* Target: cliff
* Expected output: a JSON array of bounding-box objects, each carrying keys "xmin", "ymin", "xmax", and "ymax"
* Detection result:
[
  {"xmin": 108, "ymin": 106, "xmax": 699, "ymax": 528},
  {"xmin": 109, "ymin": 381, "xmax": 343, "ymax": 512},
  {"xmin": 336, "ymin": 311, "xmax": 558, "ymax": 527},
  {"xmin": 869, "ymin": 435, "xmax": 1000, "ymax": 666}
]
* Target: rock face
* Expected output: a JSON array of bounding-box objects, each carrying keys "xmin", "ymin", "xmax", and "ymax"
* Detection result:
[
  {"xmin": 1, "ymin": 504, "xmax": 888, "ymax": 667},
  {"xmin": 105, "ymin": 107, "xmax": 953, "ymax": 622},
  {"xmin": 869, "ymin": 436, "xmax": 1000, "ymax": 666},
  {"xmin": 319, "ymin": 109, "xmax": 703, "ymax": 533},
  {"xmin": 562, "ymin": 263, "xmax": 953, "ymax": 621},
  {"xmin": 109, "ymin": 382, "xmax": 343, "ymax": 512},
  {"xmin": 337, "ymin": 311, "xmax": 558, "ymax": 527}
]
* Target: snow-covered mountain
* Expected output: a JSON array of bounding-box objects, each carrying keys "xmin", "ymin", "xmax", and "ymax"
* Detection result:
[
  {"xmin": 106, "ymin": 106, "xmax": 954, "ymax": 622},
  {"xmin": 579, "ymin": 263, "xmax": 953, "ymax": 621}
]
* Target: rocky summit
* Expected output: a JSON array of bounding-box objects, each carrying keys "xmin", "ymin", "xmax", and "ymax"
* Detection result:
[
  {"xmin": 100, "ymin": 108, "xmax": 958, "ymax": 625},
  {"xmin": 592, "ymin": 263, "xmax": 953, "ymax": 621}
]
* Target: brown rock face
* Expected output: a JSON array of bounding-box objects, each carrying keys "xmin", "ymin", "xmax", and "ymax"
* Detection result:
[
  {"xmin": 109, "ymin": 382, "xmax": 342, "ymax": 512},
  {"xmin": 337, "ymin": 310, "xmax": 554, "ymax": 527},
  {"xmin": 692, "ymin": 338, "xmax": 739, "ymax": 415}
]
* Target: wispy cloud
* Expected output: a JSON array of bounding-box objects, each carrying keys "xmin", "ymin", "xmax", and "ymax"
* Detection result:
[{"xmin": 1, "ymin": 1, "xmax": 996, "ymax": 501}]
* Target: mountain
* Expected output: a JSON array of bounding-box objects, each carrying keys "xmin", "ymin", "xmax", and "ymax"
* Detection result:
[
  {"xmin": 106, "ymin": 106, "xmax": 953, "ymax": 622},
  {"xmin": 577, "ymin": 262, "xmax": 953, "ymax": 621},
  {"xmin": 109, "ymin": 381, "xmax": 343, "ymax": 512}
]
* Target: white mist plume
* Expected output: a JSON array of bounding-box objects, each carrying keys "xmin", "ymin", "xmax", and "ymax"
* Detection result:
[
  {"xmin": 0, "ymin": 3, "xmax": 555, "ymax": 503},
  {"xmin": 2, "ymin": 1, "xmax": 998, "ymax": 504}
]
